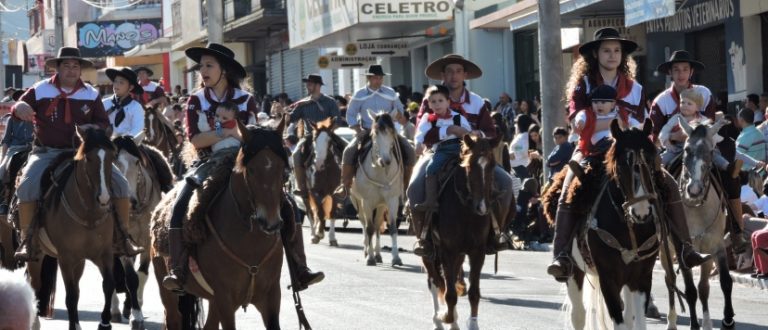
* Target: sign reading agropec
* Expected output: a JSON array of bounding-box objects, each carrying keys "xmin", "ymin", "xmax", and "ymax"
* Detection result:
[{"xmin": 359, "ymin": 0, "xmax": 453, "ymax": 22}]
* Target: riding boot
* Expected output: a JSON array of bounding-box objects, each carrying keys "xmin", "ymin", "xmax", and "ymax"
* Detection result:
[
  {"xmin": 114, "ymin": 198, "xmax": 144, "ymax": 256},
  {"xmin": 662, "ymin": 174, "xmax": 712, "ymax": 269},
  {"xmin": 162, "ymin": 228, "xmax": 186, "ymax": 293},
  {"xmin": 412, "ymin": 210, "xmax": 434, "ymax": 257},
  {"xmin": 546, "ymin": 204, "xmax": 579, "ymax": 281},
  {"xmin": 335, "ymin": 164, "xmax": 355, "ymax": 199},
  {"xmin": 14, "ymin": 201, "xmax": 38, "ymax": 262},
  {"xmin": 283, "ymin": 222, "xmax": 325, "ymax": 291},
  {"xmin": 294, "ymin": 165, "xmax": 309, "ymax": 198},
  {"xmin": 413, "ymin": 175, "xmax": 439, "ymax": 212},
  {"xmin": 725, "ymin": 198, "xmax": 749, "ymax": 254},
  {"xmin": 0, "ymin": 185, "xmax": 9, "ymax": 216}
]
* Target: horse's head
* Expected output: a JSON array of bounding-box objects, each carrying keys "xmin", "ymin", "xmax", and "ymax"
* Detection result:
[
  {"xmin": 367, "ymin": 109, "xmax": 398, "ymax": 167},
  {"xmin": 310, "ymin": 118, "xmax": 334, "ymax": 171},
  {"xmin": 460, "ymin": 134, "xmax": 495, "ymax": 216},
  {"xmin": 235, "ymin": 117, "xmax": 289, "ymax": 235},
  {"xmin": 679, "ymin": 117, "xmax": 727, "ymax": 202},
  {"xmin": 75, "ymin": 125, "xmax": 117, "ymax": 208},
  {"xmin": 143, "ymin": 106, "xmax": 161, "ymax": 142},
  {"xmin": 605, "ymin": 119, "xmax": 657, "ymax": 224},
  {"xmin": 113, "ymin": 135, "xmax": 148, "ymax": 204}
]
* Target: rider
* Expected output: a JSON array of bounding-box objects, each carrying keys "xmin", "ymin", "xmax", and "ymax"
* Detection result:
[
  {"xmin": 339, "ymin": 65, "xmax": 416, "ymax": 196},
  {"xmin": 273, "ymin": 73, "xmax": 341, "ymax": 198},
  {"xmin": 162, "ymin": 43, "xmax": 324, "ymax": 292},
  {"xmin": 103, "ymin": 67, "xmax": 145, "ymax": 138},
  {"xmin": 0, "ymin": 89, "xmax": 33, "ymax": 215},
  {"xmin": 134, "ymin": 66, "xmax": 166, "ymax": 110},
  {"xmin": 409, "ymin": 54, "xmax": 515, "ymax": 257},
  {"xmin": 547, "ymin": 29, "xmax": 711, "ymax": 281},
  {"xmin": 11, "ymin": 47, "xmax": 142, "ymax": 261},
  {"xmin": 649, "ymin": 50, "xmax": 751, "ymax": 253}
]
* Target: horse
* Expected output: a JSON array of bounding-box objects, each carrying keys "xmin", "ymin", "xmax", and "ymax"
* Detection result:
[
  {"xmin": 546, "ymin": 120, "xmax": 661, "ymax": 329},
  {"xmin": 143, "ymin": 105, "xmax": 184, "ymax": 177},
  {"xmin": 0, "ymin": 145, "xmax": 31, "ymax": 269},
  {"xmin": 24, "ymin": 126, "xmax": 120, "ymax": 330},
  {"xmin": 150, "ymin": 119, "xmax": 287, "ymax": 329},
  {"xmin": 109, "ymin": 136, "xmax": 172, "ymax": 328},
  {"xmin": 349, "ymin": 109, "xmax": 404, "ymax": 266},
  {"xmin": 302, "ymin": 119, "xmax": 345, "ymax": 245},
  {"xmin": 653, "ymin": 118, "xmax": 734, "ymax": 330},
  {"xmin": 423, "ymin": 134, "xmax": 512, "ymax": 330}
]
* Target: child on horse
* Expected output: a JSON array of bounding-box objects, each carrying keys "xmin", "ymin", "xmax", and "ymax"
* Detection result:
[{"xmin": 103, "ymin": 67, "xmax": 145, "ymax": 139}]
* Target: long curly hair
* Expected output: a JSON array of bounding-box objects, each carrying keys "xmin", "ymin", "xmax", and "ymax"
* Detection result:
[{"xmin": 565, "ymin": 46, "xmax": 637, "ymax": 102}]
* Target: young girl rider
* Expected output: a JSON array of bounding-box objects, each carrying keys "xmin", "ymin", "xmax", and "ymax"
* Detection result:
[{"xmin": 103, "ymin": 67, "xmax": 145, "ymax": 138}]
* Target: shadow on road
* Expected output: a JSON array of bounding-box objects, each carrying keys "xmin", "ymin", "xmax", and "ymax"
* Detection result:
[
  {"xmin": 663, "ymin": 315, "xmax": 767, "ymax": 330},
  {"xmin": 481, "ymin": 297, "xmax": 563, "ymax": 311},
  {"xmin": 51, "ymin": 309, "xmax": 164, "ymax": 329}
]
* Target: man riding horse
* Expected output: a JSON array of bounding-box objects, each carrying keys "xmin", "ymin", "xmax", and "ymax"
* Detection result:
[
  {"xmin": 339, "ymin": 65, "xmax": 416, "ymax": 196},
  {"xmin": 409, "ymin": 54, "xmax": 515, "ymax": 257},
  {"xmin": 547, "ymin": 28, "xmax": 711, "ymax": 281},
  {"xmin": 11, "ymin": 47, "xmax": 142, "ymax": 261},
  {"xmin": 134, "ymin": 66, "xmax": 166, "ymax": 110},
  {"xmin": 0, "ymin": 89, "xmax": 33, "ymax": 215},
  {"xmin": 650, "ymin": 50, "xmax": 750, "ymax": 253}
]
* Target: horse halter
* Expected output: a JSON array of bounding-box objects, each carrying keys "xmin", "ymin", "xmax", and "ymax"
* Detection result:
[
  {"xmin": 679, "ymin": 151, "xmax": 713, "ymax": 207},
  {"xmin": 617, "ymin": 149, "xmax": 657, "ymax": 222}
]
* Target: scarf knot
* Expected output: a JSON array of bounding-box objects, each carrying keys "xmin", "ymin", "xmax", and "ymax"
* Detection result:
[{"xmin": 45, "ymin": 74, "xmax": 84, "ymax": 124}]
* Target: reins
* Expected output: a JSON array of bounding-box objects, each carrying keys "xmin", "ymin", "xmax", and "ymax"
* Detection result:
[{"xmin": 357, "ymin": 128, "xmax": 403, "ymax": 193}]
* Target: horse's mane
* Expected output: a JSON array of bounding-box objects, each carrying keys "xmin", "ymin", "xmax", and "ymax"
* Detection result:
[
  {"xmin": 374, "ymin": 113, "xmax": 395, "ymax": 135},
  {"xmin": 140, "ymin": 144, "xmax": 174, "ymax": 193},
  {"xmin": 604, "ymin": 127, "xmax": 655, "ymax": 180},
  {"xmin": 113, "ymin": 136, "xmax": 142, "ymax": 160},
  {"xmin": 236, "ymin": 125, "xmax": 289, "ymax": 173},
  {"xmin": 689, "ymin": 124, "xmax": 709, "ymax": 140},
  {"xmin": 74, "ymin": 128, "xmax": 115, "ymax": 161}
]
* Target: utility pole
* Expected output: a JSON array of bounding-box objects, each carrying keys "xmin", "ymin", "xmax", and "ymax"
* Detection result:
[
  {"xmin": 206, "ymin": 0, "xmax": 223, "ymax": 44},
  {"xmin": 54, "ymin": 0, "xmax": 63, "ymax": 49},
  {"xmin": 538, "ymin": 0, "xmax": 565, "ymax": 181},
  {"xmin": 0, "ymin": 2, "xmax": 5, "ymax": 93}
]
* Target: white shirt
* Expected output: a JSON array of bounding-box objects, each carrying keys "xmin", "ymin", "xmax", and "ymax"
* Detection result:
[
  {"xmin": 509, "ymin": 132, "xmax": 529, "ymax": 168},
  {"xmin": 103, "ymin": 97, "xmax": 145, "ymax": 138},
  {"xmin": 414, "ymin": 110, "xmax": 472, "ymax": 150},
  {"xmin": 574, "ymin": 108, "xmax": 641, "ymax": 144},
  {"xmin": 212, "ymin": 136, "xmax": 241, "ymax": 152}
]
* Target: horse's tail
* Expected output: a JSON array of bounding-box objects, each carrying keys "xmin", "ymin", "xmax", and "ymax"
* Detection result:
[
  {"xmin": 35, "ymin": 255, "xmax": 58, "ymax": 318},
  {"xmin": 582, "ymin": 273, "xmax": 613, "ymax": 330},
  {"xmin": 178, "ymin": 293, "xmax": 202, "ymax": 330}
]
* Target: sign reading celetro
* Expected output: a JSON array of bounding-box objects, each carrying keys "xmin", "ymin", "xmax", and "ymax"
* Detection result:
[
  {"xmin": 77, "ymin": 19, "xmax": 162, "ymax": 57},
  {"xmin": 358, "ymin": 0, "xmax": 453, "ymax": 23}
]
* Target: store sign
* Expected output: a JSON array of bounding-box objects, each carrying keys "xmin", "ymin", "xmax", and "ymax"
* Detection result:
[
  {"xmin": 645, "ymin": 0, "xmax": 735, "ymax": 33},
  {"xmin": 317, "ymin": 55, "xmax": 378, "ymax": 70},
  {"xmin": 77, "ymin": 19, "xmax": 162, "ymax": 57},
  {"xmin": 624, "ymin": 0, "xmax": 676, "ymax": 27},
  {"xmin": 358, "ymin": 0, "xmax": 453, "ymax": 22},
  {"xmin": 345, "ymin": 42, "xmax": 409, "ymax": 57},
  {"xmin": 287, "ymin": 0, "xmax": 358, "ymax": 48},
  {"xmin": 583, "ymin": 17, "xmax": 647, "ymax": 55}
]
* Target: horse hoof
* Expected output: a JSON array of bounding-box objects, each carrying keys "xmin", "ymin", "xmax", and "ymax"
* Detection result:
[
  {"xmin": 130, "ymin": 319, "xmax": 144, "ymax": 330},
  {"xmin": 645, "ymin": 305, "xmax": 661, "ymax": 319},
  {"xmin": 392, "ymin": 258, "xmax": 403, "ymax": 267},
  {"xmin": 311, "ymin": 236, "xmax": 320, "ymax": 244},
  {"xmin": 122, "ymin": 305, "xmax": 131, "ymax": 320},
  {"xmin": 441, "ymin": 313, "xmax": 455, "ymax": 324},
  {"xmin": 98, "ymin": 323, "xmax": 112, "ymax": 330},
  {"xmin": 329, "ymin": 240, "xmax": 338, "ymax": 247},
  {"xmin": 366, "ymin": 258, "xmax": 377, "ymax": 266},
  {"xmin": 375, "ymin": 255, "xmax": 383, "ymax": 263},
  {"xmin": 721, "ymin": 319, "xmax": 735, "ymax": 329},
  {"xmin": 110, "ymin": 312, "xmax": 122, "ymax": 323}
]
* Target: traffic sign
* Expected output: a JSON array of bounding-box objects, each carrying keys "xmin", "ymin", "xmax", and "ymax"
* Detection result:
[
  {"xmin": 317, "ymin": 55, "xmax": 378, "ymax": 70},
  {"xmin": 345, "ymin": 42, "xmax": 409, "ymax": 57}
]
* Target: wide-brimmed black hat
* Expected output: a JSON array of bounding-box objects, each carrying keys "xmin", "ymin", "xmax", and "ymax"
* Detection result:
[
  {"xmin": 578, "ymin": 27, "xmax": 638, "ymax": 56},
  {"xmin": 3, "ymin": 87, "xmax": 15, "ymax": 93},
  {"xmin": 364, "ymin": 65, "xmax": 390, "ymax": 76},
  {"xmin": 656, "ymin": 50, "xmax": 706, "ymax": 74},
  {"xmin": 185, "ymin": 43, "xmax": 246, "ymax": 79},
  {"xmin": 302, "ymin": 74, "xmax": 324, "ymax": 85},
  {"xmin": 425, "ymin": 54, "xmax": 482, "ymax": 80},
  {"xmin": 45, "ymin": 47, "xmax": 93, "ymax": 69},
  {"xmin": 11, "ymin": 89, "xmax": 25, "ymax": 101},
  {"xmin": 588, "ymin": 84, "xmax": 617, "ymax": 102},
  {"xmin": 134, "ymin": 66, "xmax": 154, "ymax": 77},
  {"xmin": 106, "ymin": 67, "xmax": 144, "ymax": 95}
]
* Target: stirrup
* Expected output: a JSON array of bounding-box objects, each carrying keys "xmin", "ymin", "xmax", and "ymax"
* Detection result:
[
  {"xmin": 162, "ymin": 273, "xmax": 185, "ymax": 294},
  {"xmin": 546, "ymin": 254, "xmax": 574, "ymax": 282},
  {"xmin": 413, "ymin": 240, "xmax": 434, "ymax": 257}
]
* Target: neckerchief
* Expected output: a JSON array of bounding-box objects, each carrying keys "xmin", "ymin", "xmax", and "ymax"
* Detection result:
[
  {"xmin": 220, "ymin": 119, "xmax": 237, "ymax": 129},
  {"xmin": 45, "ymin": 74, "xmax": 85, "ymax": 124},
  {"xmin": 140, "ymin": 80, "xmax": 152, "ymax": 104},
  {"xmin": 449, "ymin": 89, "xmax": 469, "ymax": 116},
  {"xmin": 108, "ymin": 95, "xmax": 133, "ymax": 127},
  {"xmin": 203, "ymin": 87, "xmax": 249, "ymax": 113},
  {"xmin": 579, "ymin": 106, "xmax": 629, "ymax": 156},
  {"xmin": 428, "ymin": 109, "xmax": 455, "ymax": 122}
]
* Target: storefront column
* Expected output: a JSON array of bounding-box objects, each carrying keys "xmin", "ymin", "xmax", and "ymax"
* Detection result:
[{"xmin": 743, "ymin": 15, "xmax": 764, "ymax": 95}]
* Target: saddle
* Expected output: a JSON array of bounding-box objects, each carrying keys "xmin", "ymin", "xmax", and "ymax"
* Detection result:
[
  {"xmin": 184, "ymin": 151, "xmax": 239, "ymax": 246},
  {"xmin": 40, "ymin": 151, "xmax": 77, "ymax": 209}
]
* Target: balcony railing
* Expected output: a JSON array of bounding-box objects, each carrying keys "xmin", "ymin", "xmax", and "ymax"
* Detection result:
[{"xmin": 224, "ymin": 0, "xmax": 286, "ymax": 23}]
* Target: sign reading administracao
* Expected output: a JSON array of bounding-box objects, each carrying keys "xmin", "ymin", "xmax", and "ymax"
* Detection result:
[{"xmin": 77, "ymin": 19, "xmax": 162, "ymax": 57}]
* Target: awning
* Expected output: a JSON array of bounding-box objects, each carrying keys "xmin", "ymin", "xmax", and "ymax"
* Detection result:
[
  {"xmin": 470, "ymin": 0, "xmax": 623, "ymax": 31},
  {"xmin": 124, "ymin": 37, "xmax": 173, "ymax": 57},
  {"xmin": 294, "ymin": 21, "xmax": 452, "ymax": 49}
]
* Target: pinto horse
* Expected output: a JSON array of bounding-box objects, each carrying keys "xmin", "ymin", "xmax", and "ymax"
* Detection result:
[
  {"xmin": 561, "ymin": 120, "xmax": 661, "ymax": 330},
  {"xmin": 303, "ymin": 119, "xmax": 345, "ymax": 245},
  {"xmin": 151, "ymin": 119, "xmax": 287, "ymax": 329},
  {"xmin": 350, "ymin": 110, "xmax": 404, "ymax": 266},
  {"xmin": 25, "ymin": 126, "xmax": 120, "ymax": 330},
  {"xmin": 423, "ymin": 134, "xmax": 512, "ymax": 330}
]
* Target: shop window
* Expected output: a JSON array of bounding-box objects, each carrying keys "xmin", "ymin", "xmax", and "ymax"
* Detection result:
[{"xmin": 514, "ymin": 30, "xmax": 540, "ymax": 102}]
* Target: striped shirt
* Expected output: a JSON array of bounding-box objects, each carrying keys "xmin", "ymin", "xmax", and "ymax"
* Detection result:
[
  {"xmin": 346, "ymin": 86, "xmax": 403, "ymax": 129},
  {"xmin": 288, "ymin": 94, "xmax": 340, "ymax": 136}
]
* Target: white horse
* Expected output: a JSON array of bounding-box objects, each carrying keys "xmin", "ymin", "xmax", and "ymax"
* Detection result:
[{"xmin": 350, "ymin": 109, "xmax": 404, "ymax": 266}]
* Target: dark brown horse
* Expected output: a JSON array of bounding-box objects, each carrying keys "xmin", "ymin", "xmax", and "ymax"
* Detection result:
[
  {"xmin": 0, "ymin": 146, "xmax": 31, "ymax": 269},
  {"xmin": 143, "ymin": 106, "xmax": 184, "ymax": 177},
  {"xmin": 151, "ymin": 119, "xmax": 288, "ymax": 329},
  {"xmin": 423, "ymin": 134, "xmax": 513, "ymax": 330},
  {"xmin": 302, "ymin": 119, "xmax": 345, "ymax": 245},
  {"xmin": 25, "ymin": 126, "xmax": 120, "ymax": 330}
]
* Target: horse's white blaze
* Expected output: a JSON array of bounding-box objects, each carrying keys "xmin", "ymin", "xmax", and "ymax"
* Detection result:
[
  {"xmin": 148, "ymin": 114, "xmax": 156, "ymax": 139},
  {"xmin": 97, "ymin": 150, "xmax": 110, "ymax": 205},
  {"xmin": 314, "ymin": 131, "xmax": 330, "ymax": 169},
  {"xmin": 264, "ymin": 156, "xmax": 272, "ymax": 170},
  {"xmin": 629, "ymin": 178, "xmax": 651, "ymax": 219}
]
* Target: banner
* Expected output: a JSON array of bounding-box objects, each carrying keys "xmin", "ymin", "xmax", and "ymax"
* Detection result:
[
  {"xmin": 358, "ymin": 0, "xmax": 453, "ymax": 22},
  {"xmin": 624, "ymin": 0, "xmax": 676, "ymax": 27},
  {"xmin": 287, "ymin": 0, "xmax": 358, "ymax": 48},
  {"xmin": 77, "ymin": 19, "xmax": 162, "ymax": 57}
]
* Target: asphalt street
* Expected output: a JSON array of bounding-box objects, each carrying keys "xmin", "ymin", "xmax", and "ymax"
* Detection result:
[{"xmin": 33, "ymin": 222, "xmax": 768, "ymax": 329}]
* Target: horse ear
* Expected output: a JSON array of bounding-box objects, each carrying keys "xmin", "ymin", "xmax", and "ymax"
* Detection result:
[
  {"xmin": 105, "ymin": 125, "xmax": 113, "ymax": 138},
  {"xmin": 462, "ymin": 134, "xmax": 474, "ymax": 148},
  {"xmin": 642, "ymin": 119, "xmax": 653, "ymax": 136},
  {"xmin": 367, "ymin": 109, "xmax": 376, "ymax": 122},
  {"xmin": 237, "ymin": 119, "xmax": 250, "ymax": 143},
  {"xmin": 677, "ymin": 116, "xmax": 693, "ymax": 136},
  {"xmin": 75, "ymin": 125, "xmax": 86, "ymax": 140},
  {"xmin": 610, "ymin": 118, "xmax": 622, "ymax": 138}
]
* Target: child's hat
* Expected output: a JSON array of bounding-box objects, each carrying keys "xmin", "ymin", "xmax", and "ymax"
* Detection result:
[{"xmin": 589, "ymin": 84, "xmax": 617, "ymax": 102}]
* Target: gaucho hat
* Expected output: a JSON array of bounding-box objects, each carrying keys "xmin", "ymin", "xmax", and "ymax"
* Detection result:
[
  {"xmin": 589, "ymin": 84, "xmax": 617, "ymax": 102},
  {"xmin": 134, "ymin": 66, "xmax": 154, "ymax": 76},
  {"xmin": 363, "ymin": 65, "xmax": 390, "ymax": 76},
  {"xmin": 11, "ymin": 89, "xmax": 26, "ymax": 101},
  {"xmin": 185, "ymin": 43, "xmax": 247, "ymax": 79},
  {"xmin": 302, "ymin": 74, "xmax": 325, "ymax": 86},
  {"xmin": 425, "ymin": 54, "xmax": 482, "ymax": 80},
  {"xmin": 106, "ymin": 67, "xmax": 144, "ymax": 95},
  {"xmin": 578, "ymin": 27, "xmax": 638, "ymax": 56},
  {"xmin": 656, "ymin": 50, "xmax": 705, "ymax": 74},
  {"xmin": 45, "ymin": 47, "xmax": 93, "ymax": 69}
]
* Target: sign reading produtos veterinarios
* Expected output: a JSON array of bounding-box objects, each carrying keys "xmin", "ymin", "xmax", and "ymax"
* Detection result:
[{"xmin": 358, "ymin": 0, "xmax": 453, "ymax": 22}]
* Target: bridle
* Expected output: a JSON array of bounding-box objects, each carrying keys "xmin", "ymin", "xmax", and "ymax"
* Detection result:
[{"xmin": 616, "ymin": 148, "xmax": 657, "ymax": 223}]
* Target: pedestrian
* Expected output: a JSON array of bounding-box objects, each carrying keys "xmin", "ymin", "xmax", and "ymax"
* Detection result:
[
  {"xmin": 395, "ymin": 111, "xmax": 416, "ymax": 142},
  {"xmin": 509, "ymin": 114, "xmax": 533, "ymax": 180},
  {"xmin": 735, "ymin": 108, "xmax": 767, "ymax": 171},
  {"xmin": 546, "ymin": 126, "xmax": 573, "ymax": 182},
  {"xmin": 135, "ymin": 66, "xmax": 166, "ymax": 109},
  {"xmin": 11, "ymin": 47, "xmax": 142, "ymax": 260},
  {"xmin": 745, "ymin": 93, "xmax": 762, "ymax": 125},
  {"xmin": 0, "ymin": 269, "xmax": 36, "ymax": 330},
  {"xmin": 548, "ymin": 28, "xmax": 710, "ymax": 281},
  {"xmin": 162, "ymin": 43, "xmax": 324, "ymax": 293},
  {"xmin": 103, "ymin": 67, "xmax": 145, "ymax": 138},
  {"xmin": 339, "ymin": 65, "xmax": 415, "ymax": 196}
]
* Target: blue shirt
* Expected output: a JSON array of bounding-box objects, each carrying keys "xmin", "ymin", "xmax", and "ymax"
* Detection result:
[
  {"xmin": 547, "ymin": 141, "xmax": 574, "ymax": 180},
  {"xmin": 736, "ymin": 124, "xmax": 767, "ymax": 170},
  {"xmin": 346, "ymin": 86, "xmax": 404, "ymax": 129},
  {"xmin": 2, "ymin": 116, "xmax": 33, "ymax": 147}
]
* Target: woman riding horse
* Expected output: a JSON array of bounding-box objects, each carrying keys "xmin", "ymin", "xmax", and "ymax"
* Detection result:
[
  {"xmin": 548, "ymin": 27, "xmax": 710, "ymax": 281},
  {"xmin": 162, "ymin": 43, "xmax": 324, "ymax": 292}
]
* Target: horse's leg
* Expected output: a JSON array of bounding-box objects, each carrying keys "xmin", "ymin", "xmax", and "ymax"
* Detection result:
[
  {"xmin": 212, "ymin": 298, "xmax": 237, "ymax": 330},
  {"xmin": 96, "ymin": 253, "xmax": 117, "ymax": 330},
  {"xmin": 324, "ymin": 196, "xmax": 337, "ymax": 247},
  {"xmin": 387, "ymin": 199, "xmax": 402, "ymax": 266},
  {"xmin": 567, "ymin": 269, "xmax": 586, "ymax": 330},
  {"xmin": 374, "ymin": 207, "xmax": 383, "ymax": 264},
  {"xmin": 119, "ymin": 256, "xmax": 144, "ymax": 329},
  {"xmin": 363, "ymin": 204, "xmax": 377, "ymax": 266},
  {"xmin": 152, "ymin": 255, "xmax": 181, "ymax": 330},
  {"xmin": 697, "ymin": 258, "xmax": 713, "ymax": 330},
  {"xmin": 202, "ymin": 305, "xmax": 219, "ymax": 330},
  {"xmin": 425, "ymin": 263, "xmax": 445, "ymax": 330},
  {"xmin": 679, "ymin": 266, "xmax": 699, "ymax": 329},
  {"xmin": 307, "ymin": 194, "xmax": 319, "ymax": 243},
  {"xmin": 253, "ymin": 283, "xmax": 281, "ymax": 330},
  {"xmin": 659, "ymin": 245, "xmax": 678, "ymax": 329},
  {"xmin": 0, "ymin": 221, "xmax": 14, "ymax": 268},
  {"xmin": 136, "ymin": 251, "xmax": 150, "ymax": 307},
  {"xmin": 623, "ymin": 286, "xmax": 648, "ymax": 330},
  {"xmin": 597, "ymin": 275, "xmax": 625, "ymax": 328},
  {"xmin": 59, "ymin": 258, "xmax": 85, "ymax": 330},
  {"xmin": 466, "ymin": 250, "xmax": 485, "ymax": 330},
  {"xmin": 716, "ymin": 252, "xmax": 735, "ymax": 329},
  {"xmin": 440, "ymin": 254, "xmax": 460, "ymax": 329}
]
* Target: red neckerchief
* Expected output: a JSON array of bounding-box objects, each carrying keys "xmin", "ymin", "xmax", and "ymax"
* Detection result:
[
  {"xmin": 140, "ymin": 79, "xmax": 152, "ymax": 104},
  {"xmin": 579, "ymin": 107, "xmax": 630, "ymax": 156},
  {"xmin": 45, "ymin": 74, "xmax": 85, "ymax": 124},
  {"xmin": 449, "ymin": 89, "xmax": 469, "ymax": 116},
  {"xmin": 428, "ymin": 109, "xmax": 454, "ymax": 122},
  {"xmin": 220, "ymin": 119, "xmax": 237, "ymax": 129},
  {"xmin": 669, "ymin": 83, "xmax": 692, "ymax": 116}
]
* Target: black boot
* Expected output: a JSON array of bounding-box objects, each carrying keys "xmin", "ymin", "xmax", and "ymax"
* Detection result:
[
  {"xmin": 282, "ymin": 217, "xmax": 324, "ymax": 291},
  {"xmin": 161, "ymin": 181, "xmax": 196, "ymax": 294},
  {"xmin": 412, "ymin": 210, "xmax": 433, "ymax": 257},
  {"xmin": 546, "ymin": 204, "xmax": 579, "ymax": 282}
]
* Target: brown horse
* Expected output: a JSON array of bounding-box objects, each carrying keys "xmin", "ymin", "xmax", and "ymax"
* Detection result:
[
  {"xmin": 423, "ymin": 134, "xmax": 512, "ymax": 330},
  {"xmin": 0, "ymin": 146, "xmax": 31, "ymax": 269},
  {"xmin": 143, "ymin": 106, "xmax": 184, "ymax": 177},
  {"xmin": 24, "ymin": 126, "xmax": 120, "ymax": 330},
  {"xmin": 302, "ymin": 120, "xmax": 345, "ymax": 245},
  {"xmin": 151, "ymin": 119, "xmax": 288, "ymax": 329}
]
